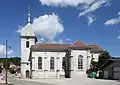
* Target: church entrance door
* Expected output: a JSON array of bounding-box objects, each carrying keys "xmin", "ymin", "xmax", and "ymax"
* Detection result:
[{"xmin": 26, "ymin": 70, "xmax": 30, "ymax": 78}]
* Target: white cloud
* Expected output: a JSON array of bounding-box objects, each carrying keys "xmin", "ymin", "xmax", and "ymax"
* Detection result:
[
  {"xmin": 79, "ymin": 0, "xmax": 108, "ymax": 16},
  {"xmin": 105, "ymin": 11, "xmax": 120, "ymax": 26},
  {"xmin": 105, "ymin": 17, "xmax": 120, "ymax": 26},
  {"xmin": 66, "ymin": 38, "xmax": 71, "ymax": 41},
  {"xmin": 16, "ymin": 25, "xmax": 23, "ymax": 33},
  {"xmin": 39, "ymin": 0, "xmax": 95, "ymax": 7},
  {"xmin": 87, "ymin": 14, "xmax": 96, "ymax": 26},
  {"xmin": 16, "ymin": 28, "xmax": 21, "ymax": 33},
  {"xmin": 32, "ymin": 13, "xmax": 64, "ymax": 41},
  {"xmin": 118, "ymin": 11, "xmax": 120, "ymax": 16},
  {"xmin": 39, "ymin": 0, "xmax": 110, "ymax": 25},
  {"xmin": 0, "ymin": 44, "xmax": 13, "ymax": 56},
  {"xmin": 117, "ymin": 36, "xmax": 120, "ymax": 39}
]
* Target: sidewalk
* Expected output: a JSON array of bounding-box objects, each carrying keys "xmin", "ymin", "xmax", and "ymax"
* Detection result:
[
  {"xmin": 20, "ymin": 76, "xmax": 120, "ymax": 85},
  {"xmin": 20, "ymin": 78, "xmax": 70, "ymax": 85},
  {"xmin": 0, "ymin": 80, "xmax": 5, "ymax": 83}
]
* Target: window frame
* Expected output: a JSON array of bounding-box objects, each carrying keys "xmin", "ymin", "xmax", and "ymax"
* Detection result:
[
  {"xmin": 50, "ymin": 57, "xmax": 55, "ymax": 70},
  {"xmin": 78, "ymin": 55, "xmax": 83, "ymax": 69},
  {"xmin": 26, "ymin": 41, "xmax": 29, "ymax": 48},
  {"xmin": 38, "ymin": 57, "xmax": 42, "ymax": 69}
]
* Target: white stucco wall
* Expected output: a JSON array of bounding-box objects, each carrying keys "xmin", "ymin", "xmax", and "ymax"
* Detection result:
[
  {"xmin": 31, "ymin": 49, "xmax": 91, "ymax": 79},
  {"xmin": 32, "ymin": 51, "xmax": 66, "ymax": 78},
  {"xmin": 91, "ymin": 53, "xmax": 100, "ymax": 62},
  {"xmin": 70, "ymin": 50, "xmax": 89, "ymax": 77},
  {"xmin": 21, "ymin": 38, "xmax": 35, "ymax": 78}
]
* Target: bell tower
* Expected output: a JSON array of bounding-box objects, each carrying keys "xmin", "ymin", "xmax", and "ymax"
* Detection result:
[{"xmin": 20, "ymin": 7, "xmax": 37, "ymax": 78}]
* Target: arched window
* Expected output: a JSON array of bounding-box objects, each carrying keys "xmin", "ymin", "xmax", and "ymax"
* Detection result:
[
  {"xmin": 62, "ymin": 57, "xmax": 65, "ymax": 70},
  {"xmin": 50, "ymin": 57, "xmax": 54, "ymax": 69},
  {"xmin": 78, "ymin": 55, "xmax": 83, "ymax": 69},
  {"xmin": 26, "ymin": 41, "xmax": 29, "ymax": 48},
  {"xmin": 38, "ymin": 57, "xmax": 42, "ymax": 69}
]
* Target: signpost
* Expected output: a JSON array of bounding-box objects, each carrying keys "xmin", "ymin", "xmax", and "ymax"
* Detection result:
[{"xmin": 5, "ymin": 40, "xmax": 8, "ymax": 84}]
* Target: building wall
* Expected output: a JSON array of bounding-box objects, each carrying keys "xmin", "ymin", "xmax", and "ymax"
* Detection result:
[
  {"xmin": 89, "ymin": 53, "xmax": 100, "ymax": 62},
  {"xmin": 21, "ymin": 38, "xmax": 35, "ymax": 78},
  {"xmin": 31, "ymin": 49, "xmax": 91, "ymax": 79},
  {"xmin": 70, "ymin": 50, "xmax": 90, "ymax": 77},
  {"xmin": 32, "ymin": 51, "xmax": 66, "ymax": 78}
]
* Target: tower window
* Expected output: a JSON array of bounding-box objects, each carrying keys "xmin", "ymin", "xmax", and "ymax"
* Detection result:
[{"xmin": 26, "ymin": 41, "xmax": 29, "ymax": 48}]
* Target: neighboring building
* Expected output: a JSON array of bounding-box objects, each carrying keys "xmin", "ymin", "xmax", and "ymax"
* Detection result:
[
  {"xmin": 9, "ymin": 62, "xmax": 20, "ymax": 72},
  {"xmin": 99, "ymin": 58, "xmax": 120, "ymax": 80},
  {"xmin": 0, "ymin": 62, "xmax": 3, "ymax": 68},
  {"xmin": 20, "ymin": 11, "xmax": 103, "ymax": 79}
]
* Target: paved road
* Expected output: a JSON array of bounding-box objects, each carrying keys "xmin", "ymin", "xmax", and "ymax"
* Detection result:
[
  {"xmin": 7, "ymin": 73, "xmax": 53, "ymax": 85},
  {"xmin": 7, "ymin": 72, "xmax": 120, "ymax": 85},
  {"xmin": 10, "ymin": 79, "xmax": 53, "ymax": 85}
]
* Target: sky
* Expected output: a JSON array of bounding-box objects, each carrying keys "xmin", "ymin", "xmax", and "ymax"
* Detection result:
[{"xmin": 0, "ymin": 0, "xmax": 120, "ymax": 57}]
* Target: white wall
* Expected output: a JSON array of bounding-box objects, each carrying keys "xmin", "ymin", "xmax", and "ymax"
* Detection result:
[
  {"xmin": 32, "ymin": 51, "xmax": 66, "ymax": 78},
  {"xmin": 91, "ymin": 53, "xmax": 100, "ymax": 62},
  {"xmin": 31, "ymin": 49, "xmax": 91, "ymax": 78},
  {"xmin": 70, "ymin": 50, "xmax": 89, "ymax": 77},
  {"xmin": 21, "ymin": 38, "xmax": 35, "ymax": 78}
]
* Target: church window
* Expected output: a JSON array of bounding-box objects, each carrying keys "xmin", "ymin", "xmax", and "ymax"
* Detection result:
[
  {"xmin": 62, "ymin": 57, "xmax": 66, "ymax": 70},
  {"xmin": 50, "ymin": 57, "xmax": 54, "ymax": 69},
  {"xmin": 38, "ymin": 57, "xmax": 42, "ymax": 69},
  {"xmin": 78, "ymin": 55, "xmax": 83, "ymax": 69},
  {"xmin": 26, "ymin": 41, "xmax": 29, "ymax": 48}
]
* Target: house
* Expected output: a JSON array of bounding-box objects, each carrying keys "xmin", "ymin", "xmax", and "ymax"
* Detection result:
[
  {"xmin": 99, "ymin": 58, "xmax": 120, "ymax": 80},
  {"xmin": 0, "ymin": 62, "xmax": 3, "ymax": 68},
  {"xmin": 20, "ymin": 11, "xmax": 103, "ymax": 79}
]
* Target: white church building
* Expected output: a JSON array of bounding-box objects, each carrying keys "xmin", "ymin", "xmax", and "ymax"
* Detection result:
[{"xmin": 20, "ymin": 12, "xmax": 103, "ymax": 79}]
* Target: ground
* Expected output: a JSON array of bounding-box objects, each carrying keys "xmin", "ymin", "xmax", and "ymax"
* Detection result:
[{"xmin": 1, "ymin": 73, "xmax": 120, "ymax": 85}]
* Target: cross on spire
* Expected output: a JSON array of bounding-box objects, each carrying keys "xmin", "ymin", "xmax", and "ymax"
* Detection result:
[{"xmin": 28, "ymin": 6, "xmax": 31, "ymax": 23}]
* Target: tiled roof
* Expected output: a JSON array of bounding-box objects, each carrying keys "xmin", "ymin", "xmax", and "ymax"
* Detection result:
[
  {"xmin": 31, "ymin": 43, "xmax": 71, "ymax": 51},
  {"xmin": 88, "ymin": 44, "xmax": 103, "ymax": 53},
  {"xmin": 69, "ymin": 40, "xmax": 91, "ymax": 49},
  {"xmin": 31, "ymin": 40, "xmax": 103, "ymax": 52}
]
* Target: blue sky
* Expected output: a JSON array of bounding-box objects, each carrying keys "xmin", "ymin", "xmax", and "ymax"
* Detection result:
[{"xmin": 0, "ymin": 0, "xmax": 120, "ymax": 57}]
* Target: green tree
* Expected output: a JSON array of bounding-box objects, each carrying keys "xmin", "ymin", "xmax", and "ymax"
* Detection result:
[
  {"xmin": 86, "ymin": 51, "xmax": 111, "ymax": 77},
  {"xmin": 98, "ymin": 51, "xmax": 111, "ymax": 68},
  {"xmin": 9, "ymin": 57, "xmax": 21, "ymax": 66}
]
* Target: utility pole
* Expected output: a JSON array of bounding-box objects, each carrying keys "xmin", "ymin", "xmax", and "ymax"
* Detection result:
[{"xmin": 5, "ymin": 40, "xmax": 8, "ymax": 84}]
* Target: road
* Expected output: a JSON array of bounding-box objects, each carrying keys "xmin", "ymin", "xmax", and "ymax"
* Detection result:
[
  {"xmin": 6, "ymin": 72, "xmax": 120, "ymax": 85},
  {"xmin": 7, "ymin": 73, "xmax": 53, "ymax": 85}
]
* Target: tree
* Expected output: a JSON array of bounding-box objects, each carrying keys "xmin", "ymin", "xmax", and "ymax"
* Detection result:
[
  {"xmin": 9, "ymin": 57, "xmax": 21, "ymax": 66},
  {"xmin": 98, "ymin": 51, "xmax": 111, "ymax": 68},
  {"xmin": 86, "ymin": 51, "xmax": 111, "ymax": 78}
]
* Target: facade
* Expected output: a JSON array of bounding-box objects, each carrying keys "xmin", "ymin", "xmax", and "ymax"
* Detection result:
[
  {"xmin": 99, "ymin": 59, "xmax": 120, "ymax": 80},
  {"xmin": 20, "ymin": 12, "xmax": 103, "ymax": 79}
]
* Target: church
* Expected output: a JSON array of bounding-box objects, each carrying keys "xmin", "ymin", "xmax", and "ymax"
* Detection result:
[{"xmin": 20, "ymin": 12, "xmax": 103, "ymax": 79}]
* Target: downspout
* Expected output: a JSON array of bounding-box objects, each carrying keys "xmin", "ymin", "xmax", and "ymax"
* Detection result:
[{"xmin": 29, "ymin": 48, "xmax": 32, "ymax": 79}]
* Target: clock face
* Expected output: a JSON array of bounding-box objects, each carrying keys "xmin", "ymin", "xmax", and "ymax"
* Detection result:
[{"xmin": 26, "ymin": 33, "xmax": 29, "ymax": 36}]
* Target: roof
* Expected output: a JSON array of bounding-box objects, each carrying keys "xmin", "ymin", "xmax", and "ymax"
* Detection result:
[
  {"xmin": 31, "ymin": 40, "xmax": 103, "ymax": 52},
  {"xmin": 99, "ymin": 58, "xmax": 120, "ymax": 70},
  {"xmin": 20, "ymin": 23, "xmax": 35, "ymax": 37},
  {"xmin": 69, "ymin": 40, "xmax": 91, "ymax": 49},
  {"xmin": 99, "ymin": 59, "xmax": 113, "ymax": 70},
  {"xmin": 31, "ymin": 43, "xmax": 71, "ymax": 51},
  {"xmin": 88, "ymin": 44, "xmax": 103, "ymax": 53}
]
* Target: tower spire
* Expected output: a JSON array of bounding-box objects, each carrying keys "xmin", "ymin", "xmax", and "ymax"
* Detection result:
[{"xmin": 28, "ymin": 6, "xmax": 31, "ymax": 23}]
